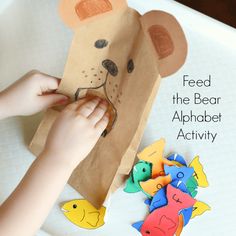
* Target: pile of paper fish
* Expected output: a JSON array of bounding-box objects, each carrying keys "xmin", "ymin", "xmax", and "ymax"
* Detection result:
[{"xmin": 124, "ymin": 138, "xmax": 210, "ymax": 236}]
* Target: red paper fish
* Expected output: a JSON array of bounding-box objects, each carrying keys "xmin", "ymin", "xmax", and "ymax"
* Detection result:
[{"xmin": 133, "ymin": 185, "xmax": 196, "ymax": 236}]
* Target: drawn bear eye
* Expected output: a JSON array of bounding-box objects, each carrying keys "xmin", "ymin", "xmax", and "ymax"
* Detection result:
[
  {"xmin": 95, "ymin": 39, "xmax": 108, "ymax": 49},
  {"xmin": 127, "ymin": 59, "xmax": 134, "ymax": 73}
]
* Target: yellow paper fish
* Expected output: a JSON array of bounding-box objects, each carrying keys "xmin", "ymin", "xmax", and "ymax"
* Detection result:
[
  {"xmin": 190, "ymin": 156, "xmax": 209, "ymax": 188},
  {"xmin": 61, "ymin": 199, "xmax": 106, "ymax": 229},
  {"xmin": 192, "ymin": 201, "xmax": 211, "ymax": 219}
]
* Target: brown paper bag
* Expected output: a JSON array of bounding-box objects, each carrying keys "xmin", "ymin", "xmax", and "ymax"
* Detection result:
[{"xmin": 29, "ymin": 0, "xmax": 187, "ymax": 208}]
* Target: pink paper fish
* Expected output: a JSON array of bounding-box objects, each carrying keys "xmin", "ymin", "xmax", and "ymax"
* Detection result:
[{"xmin": 133, "ymin": 185, "xmax": 196, "ymax": 236}]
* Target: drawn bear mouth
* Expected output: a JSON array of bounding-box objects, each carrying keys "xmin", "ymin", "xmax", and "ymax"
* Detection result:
[
  {"xmin": 74, "ymin": 58, "xmax": 134, "ymax": 137},
  {"xmin": 75, "ymin": 59, "xmax": 119, "ymax": 100}
]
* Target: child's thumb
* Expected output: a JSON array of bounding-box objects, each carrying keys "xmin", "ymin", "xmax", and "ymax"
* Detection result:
[{"xmin": 41, "ymin": 94, "xmax": 69, "ymax": 108}]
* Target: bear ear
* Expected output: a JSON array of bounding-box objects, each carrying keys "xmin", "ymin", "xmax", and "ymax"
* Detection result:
[
  {"xmin": 140, "ymin": 11, "xmax": 187, "ymax": 78},
  {"xmin": 59, "ymin": 0, "xmax": 127, "ymax": 29}
]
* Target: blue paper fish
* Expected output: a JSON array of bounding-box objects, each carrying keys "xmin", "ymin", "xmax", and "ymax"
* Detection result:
[
  {"xmin": 164, "ymin": 164, "xmax": 194, "ymax": 184},
  {"xmin": 167, "ymin": 153, "xmax": 187, "ymax": 166},
  {"xmin": 144, "ymin": 187, "xmax": 167, "ymax": 212}
]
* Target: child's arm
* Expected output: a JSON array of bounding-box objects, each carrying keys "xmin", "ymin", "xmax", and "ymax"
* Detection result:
[
  {"xmin": 0, "ymin": 70, "xmax": 68, "ymax": 120},
  {"xmin": 0, "ymin": 72, "xmax": 109, "ymax": 236},
  {"xmin": 0, "ymin": 97, "xmax": 109, "ymax": 236}
]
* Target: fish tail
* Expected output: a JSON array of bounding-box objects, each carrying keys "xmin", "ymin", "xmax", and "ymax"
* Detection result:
[{"xmin": 190, "ymin": 156, "xmax": 209, "ymax": 188}]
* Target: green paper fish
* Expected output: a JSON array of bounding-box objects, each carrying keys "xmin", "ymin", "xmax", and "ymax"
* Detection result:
[
  {"xmin": 124, "ymin": 161, "xmax": 152, "ymax": 194},
  {"xmin": 186, "ymin": 176, "xmax": 198, "ymax": 197}
]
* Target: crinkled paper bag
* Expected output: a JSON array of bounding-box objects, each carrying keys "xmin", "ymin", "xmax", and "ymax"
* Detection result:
[{"xmin": 29, "ymin": 0, "xmax": 187, "ymax": 208}]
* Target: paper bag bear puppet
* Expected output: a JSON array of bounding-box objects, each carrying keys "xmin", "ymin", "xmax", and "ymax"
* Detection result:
[{"xmin": 29, "ymin": 0, "xmax": 187, "ymax": 208}]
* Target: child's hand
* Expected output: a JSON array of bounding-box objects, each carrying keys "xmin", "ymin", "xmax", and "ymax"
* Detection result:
[
  {"xmin": 43, "ymin": 97, "xmax": 109, "ymax": 168},
  {"xmin": 0, "ymin": 70, "xmax": 68, "ymax": 119}
]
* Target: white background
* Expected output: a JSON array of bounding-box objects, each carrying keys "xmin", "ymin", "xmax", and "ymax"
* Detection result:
[{"xmin": 0, "ymin": 0, "xmax": 236, "ymax": 235}]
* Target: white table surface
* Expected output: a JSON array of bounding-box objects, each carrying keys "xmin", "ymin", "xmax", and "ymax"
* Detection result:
[{"xmin": 0, "ymin": 0, "xmax": 236, "ymax": 235}]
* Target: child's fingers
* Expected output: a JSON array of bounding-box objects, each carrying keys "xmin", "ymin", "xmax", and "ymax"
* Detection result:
[
  {"xmin": 65, "ymin": 97, "xmax": 89, "ymax": 111},
  {"xmin": 88, "ymin": 100, "xmax": 108, "ymax": 125},
  {"xmin": 95, "ymin": 112, "xmax": 110, "ymax": 132},
  {"xmin": 42, "ymin": 77, "xmax": 60, "ymax": 92},
  {"xmin": 77, "ymin": 97, "xmax": 101, "ymax": 117},
  {"xmin": 33, "ymin": 72, "xmax": 61, "ymax": 92},
  {"xmin": 40, "ymin": 94, "xmax": 69, "ymax": 108}
]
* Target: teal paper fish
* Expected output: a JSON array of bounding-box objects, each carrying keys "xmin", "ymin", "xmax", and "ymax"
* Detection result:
[{"xmin": 124, "ymin": 161, "xmax": 152, "ymax": 194}]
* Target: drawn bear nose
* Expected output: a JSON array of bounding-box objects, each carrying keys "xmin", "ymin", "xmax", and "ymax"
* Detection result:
[{"xmin": 102, "ymin": 59, "xmax": 118, "ymax": 76}]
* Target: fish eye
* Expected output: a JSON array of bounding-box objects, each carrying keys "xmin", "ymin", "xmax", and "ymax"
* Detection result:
[
  {"xmin": 73, "ymin": 204, "xmax": 77, "ymax": 209},
  {"xmin": 177, "ymin": 172, "xmax": 184, "ymax": 179},
  {"xmin": 145, "ymin": 230, "xmax": 150, "ymax": 234},
  {"xmin": 95, "ymin": 39, "xmax": 108, "ymax": 49}
]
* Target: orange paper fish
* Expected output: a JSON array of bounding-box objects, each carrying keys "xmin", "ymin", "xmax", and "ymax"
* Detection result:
[{"xmin": 137, "ymin": 139, "xmax": 174, "ymax": 178}]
